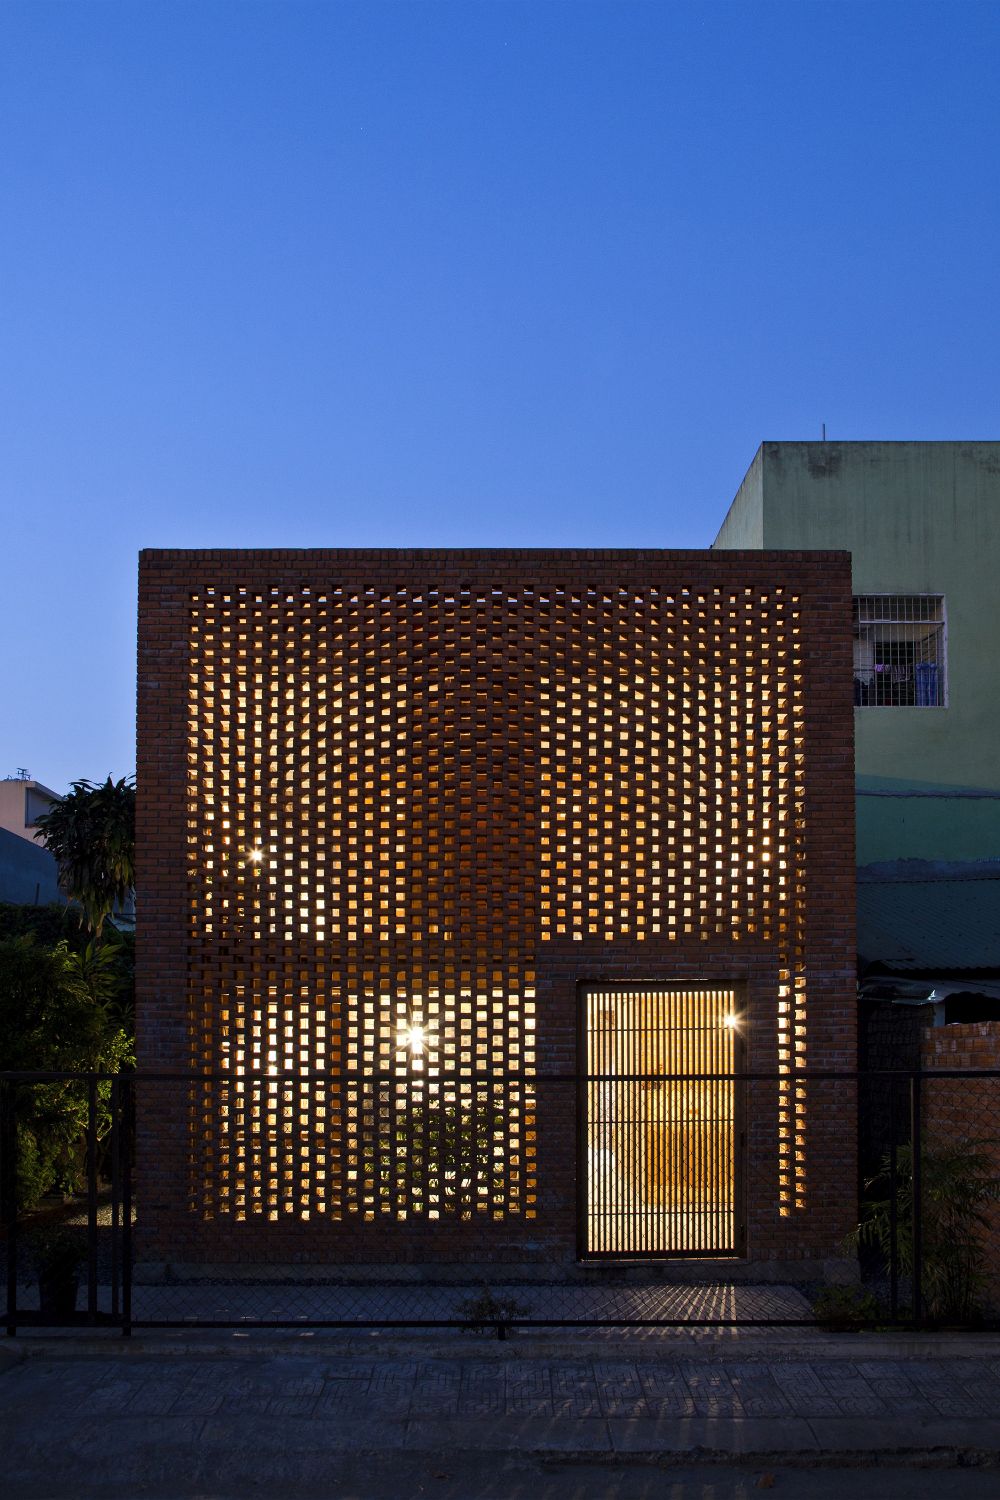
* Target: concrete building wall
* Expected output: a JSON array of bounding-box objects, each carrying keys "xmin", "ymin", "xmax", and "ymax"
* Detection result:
[
  {"xmin": 714, "ymin": 446, "xmax": 764, "ymax": 549},
  {"xmin": 0, "ymin": 778, "xmax": 59, "ymax": 846},
  {"xmin": 0, "ymin": 825, "xmax": 62, "ymax": 905},
  {"xmin": 137, "ymin": 548, "xmax": 856, "ymax": 1274},
  {"xmin": 0, "ymin": 778, "xmax": 62, "ymax": 904},
  {"xmin": 715, "ymin": 442, "xmax": 1000, "ymax": 863}
]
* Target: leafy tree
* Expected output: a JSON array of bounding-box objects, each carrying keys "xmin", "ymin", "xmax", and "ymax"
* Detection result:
[
  {"xmin": 0, "ymin": 936, "xmax": 115, "ymax": 1072},
  {"xmin": 35, "ymin": 776, "xmax": 135, "ymax": 936},
  {"xmin": 0, "ymin": 935, "xmax": 133, "ymax": 1207},
  {"xmin": 0, "ymin": 903, "xmax": 135, "ymax": 1033}
]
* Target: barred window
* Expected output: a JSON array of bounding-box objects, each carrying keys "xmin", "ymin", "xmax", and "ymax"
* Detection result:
[{"xmin": 853, "ymin": 595, "xmax": 946, "ymax": 707}]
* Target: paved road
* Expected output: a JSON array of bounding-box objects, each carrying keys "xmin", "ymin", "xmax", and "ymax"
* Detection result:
[{"xmin": 4, "ymin": 1337, "xmax": 1000, "ymax": 1498}]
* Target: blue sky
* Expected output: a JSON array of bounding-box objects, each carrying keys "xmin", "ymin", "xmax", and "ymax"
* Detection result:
[{"xmin": 2, "ymin": 0, "xmax": 998, "ymax": 794}]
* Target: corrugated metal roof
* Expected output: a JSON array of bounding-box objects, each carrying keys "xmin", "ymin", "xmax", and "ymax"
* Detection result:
[{"xmin": 857, "ymin": 867, "xmax": 1000, "ymax": 972}]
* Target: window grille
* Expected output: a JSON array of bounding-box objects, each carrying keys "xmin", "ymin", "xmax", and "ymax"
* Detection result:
[{"xmin": 852, "ymin": 595, "xmax": 946, "ymax": 707}]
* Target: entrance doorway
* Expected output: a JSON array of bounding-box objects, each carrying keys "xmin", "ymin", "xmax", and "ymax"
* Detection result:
[{"xmin": 580, "ymin": 984, "xmax": 744, "ymax": 1258}]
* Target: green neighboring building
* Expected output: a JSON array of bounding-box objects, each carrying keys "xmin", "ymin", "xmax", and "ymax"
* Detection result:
[{"xmin": 714, "ymin": 441, "xmax": 1000, "ymax": 867}]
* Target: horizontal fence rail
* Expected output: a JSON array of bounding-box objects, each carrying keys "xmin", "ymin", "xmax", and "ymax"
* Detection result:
[{"xmin": 3, "ymin": 1068, "xmax": 1000, "ymax": 1337}]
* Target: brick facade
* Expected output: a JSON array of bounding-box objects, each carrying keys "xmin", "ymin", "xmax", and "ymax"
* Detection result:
[
  {"xmin": 921, "ymin": 1023, "xmax": 1000, "ymax": 1310},
  {"xmin": 136, "ymin": 549, "xmax": 856, "ymax": 1267}
]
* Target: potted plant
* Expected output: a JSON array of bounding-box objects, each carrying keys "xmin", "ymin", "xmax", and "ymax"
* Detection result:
[{"xmin": 29, "ymin": 1224, "xmax": 85, "ymax": 1320}]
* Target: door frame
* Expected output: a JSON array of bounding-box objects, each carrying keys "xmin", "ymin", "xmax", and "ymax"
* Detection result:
[{"xmin": 575, "ymin": 979, "xmax": 747, "ymax": 1261}]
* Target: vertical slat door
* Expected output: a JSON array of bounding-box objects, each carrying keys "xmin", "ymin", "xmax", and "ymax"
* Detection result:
[{"xmin": 582, "ymin": 984, "xmax": 742, "ymax": 1257}]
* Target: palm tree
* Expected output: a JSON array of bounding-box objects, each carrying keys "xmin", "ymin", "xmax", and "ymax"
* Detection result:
[{"xmin": 35, "ymin": 776, "xmax": 136, "ymax": 936}]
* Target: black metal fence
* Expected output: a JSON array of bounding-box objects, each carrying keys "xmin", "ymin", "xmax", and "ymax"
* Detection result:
[{"xmin": 3, "ymin": 1068, "xmax": 1000, "ymax": 1337}]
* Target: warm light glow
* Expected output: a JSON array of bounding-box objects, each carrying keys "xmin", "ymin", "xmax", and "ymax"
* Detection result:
[
  {"xmin": 584, "ymin": 985, "xmax": 738, "ymax": 1255},
  {"xmin": 246, "ymin": 848, "xmax": 264, "ymax": 865},
  {"xmin": 722, "ymin": 1013, "xmax": 739, "ymax": 1030},
  {"xmin": 402, "ymin": 1024, "xmax": 426, "ymax": 1056}
]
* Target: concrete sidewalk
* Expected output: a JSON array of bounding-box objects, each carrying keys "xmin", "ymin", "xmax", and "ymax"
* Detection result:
[
  {"xmin": 3, "ymin": 1330, "xmax": 1000, "ymax": 1497},
  {"xmin": 5, "ymin": 1332, "xmax": 1000, "ymax": 1494}
]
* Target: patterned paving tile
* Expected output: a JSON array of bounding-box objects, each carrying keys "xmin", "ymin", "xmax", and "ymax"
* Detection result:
[
  {"xmin": 813, "ymin": 1369, "xmax": 888, "ymax": 1416},
  {"xmin": 680, "ymin": 1364, "xmax": 745, "ymax": 1417},
  {"xmin": 410, "ymin": 1361, "xmax": 463, "ymax": 1416},
  {"xmin": 459, "ymin": 1364, "xmax": 506, "ymax": 1416},
  {"xmin": 504, "ymin": 1366, "xmax": 553, "ymax": 1416},
  {"xmin": 768, "ymin": 1360, "xmax": 842, "ymax": 1416},
  {"xmin": 636, "ymin": 1364, "xmax": 697, "ymax": 1417},
  {"xmin": 363, "ymin": 1360, "xmax": 419, "ymax": 1415},
  {"xmin": 591, "ymin": 1361, "xmax": 649, "ymax": 1417},
  {"xmin": 73, "ymin": 1379, "xmax": 143, "ymax": 1415},
  {"xmin": 550, "ymin": 1365, "xmax": 603, "ymax": 1418},
  {"xmin": 723, "ymin": 1362, "xmax": 793, "ymax": 1417}
]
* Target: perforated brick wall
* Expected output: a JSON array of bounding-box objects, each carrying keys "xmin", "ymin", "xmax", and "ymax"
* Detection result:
[{"xmin": 137, "ymin": 549, "xmax": 856, "ymax": 1265}]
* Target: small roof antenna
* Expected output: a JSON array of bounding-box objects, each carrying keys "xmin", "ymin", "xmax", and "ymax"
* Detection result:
[{"xmin": 822, "ymin": 422, "xmax": 827, "ymax": 441}]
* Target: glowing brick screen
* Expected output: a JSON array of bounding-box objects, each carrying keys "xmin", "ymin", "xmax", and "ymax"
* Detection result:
[{"xmin": 137, "ymin": 549, "xmax": 856, "ymax": 1266}]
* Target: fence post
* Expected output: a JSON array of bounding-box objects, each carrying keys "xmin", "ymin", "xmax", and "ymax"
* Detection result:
[
  {"xmin": 86, "ymin": 1074, "xmax": 99, "ymax": 1323},
  {"xmin": 121, "ymin": 1076, "xmax": 133, "ymax": 1337},
  {"xmin": 910, "ymin": 1068, "xmax": 923, "ymax": 1327},
  {"xmin": 889, "ymin": 1084, "xmax": 899, "ymax": 1323},
  {"xmin": 110, "ymin": 1076, "xmax": 120, "ymax": 1321},
  {"xmin": 2, "ymin": 1082, "xmax": 16, "ymax": 1336}
]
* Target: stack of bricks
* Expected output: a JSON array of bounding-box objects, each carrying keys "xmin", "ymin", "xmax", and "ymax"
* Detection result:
[{"xmin": 137, "ymin": 548, "xmax": 856, "ymax": 1267}]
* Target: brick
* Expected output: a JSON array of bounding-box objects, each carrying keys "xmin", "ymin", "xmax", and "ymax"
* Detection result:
[{"xmin": 136, "ymin": 549, "xmax": 856, "ymax": 1264}]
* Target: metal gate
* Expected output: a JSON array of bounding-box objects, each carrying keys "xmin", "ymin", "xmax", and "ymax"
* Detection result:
[{"xmin": 579, "ymin": 984, "xmax": 744, "ymax": 1259}]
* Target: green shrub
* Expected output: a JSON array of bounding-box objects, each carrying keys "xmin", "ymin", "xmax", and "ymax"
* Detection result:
[
  {"xmin": 14, "ymin": 1124, "xmax": 54, "ymax": 1211},
  {"xmin": 856, "ymin": 1139, "xmax": 1000, "ymax": 1323}
]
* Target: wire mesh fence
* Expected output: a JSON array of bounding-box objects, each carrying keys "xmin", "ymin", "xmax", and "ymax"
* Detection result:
[{"xmin": 3, "ymin": 1068, "xmax": 1000, "ymax": 1336}]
